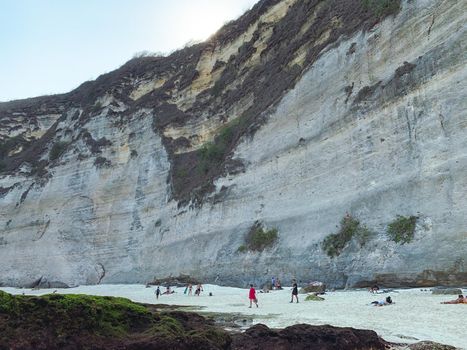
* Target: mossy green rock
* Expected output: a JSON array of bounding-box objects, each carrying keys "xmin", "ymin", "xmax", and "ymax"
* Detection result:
[
  {"xmin": 0, "ymin": 291, "xmax": 230, "ymax": 349},
  {"xmin": 305, "ymin": 294, "xmax": 325, "ymax": 301}
]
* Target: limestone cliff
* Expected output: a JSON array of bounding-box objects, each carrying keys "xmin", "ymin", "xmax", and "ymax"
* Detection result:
[{"xmin": 0, "ymin": 0, "xmax": 466, "ymax": 288}]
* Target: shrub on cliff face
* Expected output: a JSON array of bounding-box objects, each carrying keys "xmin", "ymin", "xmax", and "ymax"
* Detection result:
[
  {"xmin": 238, "ymin": 222, "xmax": 278, "ymax": 252},
  {"xmin": 49, "ymin": 141, "xmax": 68, "ymax": 161},
  {"xmin": 197, "ymin": 121, "xmax": 238, "ymax": 175},
  {"xmin": 322, "ymin": 215, "xmax": 371, "ymax": 258},
  {"xmin": 387, "ymin": 215, "xmax": 417, "ymax": 244},
  {"xmin": 361, "ymin": 0, "xmax": 400, "ymax": 17}
]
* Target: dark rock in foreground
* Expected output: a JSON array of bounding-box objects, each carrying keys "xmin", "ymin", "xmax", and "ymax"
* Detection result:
[{"xmin": 232, "ymin": 323, "xmax": 387, "ymax": 350}]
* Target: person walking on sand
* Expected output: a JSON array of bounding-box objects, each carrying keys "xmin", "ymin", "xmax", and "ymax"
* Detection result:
[
  {"xmin": 155, "ymin": 286, "xmax": 161, "ymax": 300},
  {"xmin": 290, "ymin": 282, "xmax": 299, "ymax": 303},
  {"xmin": 249, "ymin": 284, "xmax": 258, "ymax": 308},
  {"xmin": 188, "ymin": 284, "xmax": 193, "ymax": 296}
]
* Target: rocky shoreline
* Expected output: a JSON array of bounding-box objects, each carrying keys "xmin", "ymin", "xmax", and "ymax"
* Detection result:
[{"xmin": 0, "ymin": 291, "xmax": 457, "ymax": 350}]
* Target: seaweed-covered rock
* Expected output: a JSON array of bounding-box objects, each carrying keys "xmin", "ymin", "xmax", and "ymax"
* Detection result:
[
  {"xmin": 0, "ymin": 291, "xmax": 230, "ymax": 350},
  {"xmin": 305, "ymin": 294, "xmax": 325, "ymax": 301}
]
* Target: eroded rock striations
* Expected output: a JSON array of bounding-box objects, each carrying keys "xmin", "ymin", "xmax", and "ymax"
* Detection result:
[{"xmin": 0, "ymin": 0, "xmax": 466, "ymax": 288}]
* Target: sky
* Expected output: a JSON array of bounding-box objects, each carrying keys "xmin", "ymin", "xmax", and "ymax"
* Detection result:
[{"xmin": 0, "ymin": 0, "xmax": 259, "ymax": 102}]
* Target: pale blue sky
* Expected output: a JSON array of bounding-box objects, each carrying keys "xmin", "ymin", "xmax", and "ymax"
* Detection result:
[{"xmin": 0, "ymin": 0, "xmax": 259, "ymax": 102}]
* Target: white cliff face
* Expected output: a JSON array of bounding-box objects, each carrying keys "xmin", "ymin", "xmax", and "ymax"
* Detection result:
[{"xmin": 0, "ymin": 0, "xmax": 466, "ymax": 288}]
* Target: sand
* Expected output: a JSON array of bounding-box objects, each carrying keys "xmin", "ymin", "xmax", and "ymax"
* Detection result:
[{"xmin": 1, "ymin": 285, "xmax": 465, "ymax": 349}]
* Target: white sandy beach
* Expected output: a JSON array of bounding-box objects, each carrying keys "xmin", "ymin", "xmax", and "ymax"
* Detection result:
[{"xmin": 1, "ymin": 285, "xmax": 465, "ymax": 349}]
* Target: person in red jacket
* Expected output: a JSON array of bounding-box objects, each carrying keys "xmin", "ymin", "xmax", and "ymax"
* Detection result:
[{"xmin": 249, "ymin": 284, "xmax": 258, "ymax": 308}]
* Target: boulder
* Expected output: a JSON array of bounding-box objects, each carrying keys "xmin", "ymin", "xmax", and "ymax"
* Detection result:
[
  {"xmin": 148, "ymin": 274, "xmax": 200, "ymax": 287},
  {"xmin": 299, "ymin": 282, "xmax": 326, "ymax": 294},
  {"xmin": 431, "ymin": 288, "xmax": 463, "ymax": 295},
  {"xmin": 408, "ymin": 341, "xmax": 456, "ymax": 350},
  {"xmin": 28, "ymin": 276, "xmax": 70, "ymax": 289}
]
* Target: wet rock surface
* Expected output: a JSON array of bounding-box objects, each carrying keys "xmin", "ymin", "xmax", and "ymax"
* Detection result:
[{"xmin": 231, "ymin": 323, "xmax": 388, "ymax": 350}]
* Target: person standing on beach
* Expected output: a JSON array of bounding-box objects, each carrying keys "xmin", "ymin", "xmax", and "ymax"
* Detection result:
[
  {"xmin": 249, "ymin": 284, "xmax": 258, "ymax": 308},
  {"xmin": 155, "ymin": 286, "xmax": 161, "ymax": 300},
  {"xmin": 290, "ymin": 282, "xmax": 299, "ymax": 303},
  {"xmin": 188, "ymin": 284, "xmax": 193, "ymax": 296},
  {"xmin": 195, "ymin": 284, "xmax": 203, "ymax": 296},
  {"xmin": 271, "ymin": 276, "xmax": 276, "ymax": 290}
]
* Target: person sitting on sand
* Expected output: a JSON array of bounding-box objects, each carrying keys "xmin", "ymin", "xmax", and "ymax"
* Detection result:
[
  {"xmin": 441, "ymin": 294, "xmax": 467, "ymax": 304},
  {"xmin": 249, "ymin": 284, "xmax": 258, "ymax": 308},
  {"xmin": 276, "ymin": 279, "xmax": 282, "ymax": 290},
  {"xmin": 371, "ymin": 296, "xmax": 393, "ymax": 306},
  {"xmin": 162, "ymin": 286, "xmax": 175, "ymax": 295},
  {"xmin": 370, "ymin": 285, "xmax": 380, "ymax": 293}
]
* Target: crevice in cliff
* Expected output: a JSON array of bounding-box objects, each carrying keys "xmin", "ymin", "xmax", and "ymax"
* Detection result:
[
  {"xmin": 34, "ymin": 219, "xmax": 50, "ymax": 241},
  {"xmin": 96, "ymin": 263, "xmax": 106, "ymax": 284}
]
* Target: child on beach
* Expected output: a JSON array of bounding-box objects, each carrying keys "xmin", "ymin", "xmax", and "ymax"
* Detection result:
[{"xmin": 249, "ymin": 284, "xmax": 258, "ymax": 308}]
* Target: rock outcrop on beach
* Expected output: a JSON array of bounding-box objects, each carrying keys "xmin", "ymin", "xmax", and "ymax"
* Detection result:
[{"xmin": 0, "ymin": 0, "xmax": 466, "ymax": 288}]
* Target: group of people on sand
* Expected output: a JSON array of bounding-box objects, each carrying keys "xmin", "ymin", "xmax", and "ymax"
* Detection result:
[
  {"xmin": 270, "ymin": 276, "xmax": 283, "ymax": 290},
  {"xmin": 370, "ymin": 293, "xmax": 467, "ymax": 306},
  {"xmin": 154, "ymin": 286, "xmax": 176, "ymax": 299},
  {"xmin": 248, "ymin": 279, "xmax": 300, "ymax": 307},
  {"xmin": 183, "ymin": 283, "xmax": 204, "ymax": 296},
  {"xmin": 154, "ymin": 283, "xmax": 205, "ymax": 299},
  {"xmin": 369, "ymin": 285, "xmax": 467, "ymax": 306}
]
